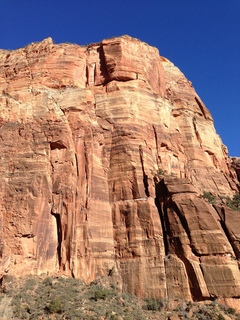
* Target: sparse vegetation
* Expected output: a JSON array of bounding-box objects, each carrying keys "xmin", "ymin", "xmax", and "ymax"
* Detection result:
[
  {"xmin": 144, "ymin": 298, "xmax": 164, "ymax": 311},
  {"xmin": 236, "ymin": 313, "xmax": 240, "ymax": 320},
  {"xmin": 157, "ymin": 168, "xmax": 166, "ymax": 175},
  {"xmin": 0, "ymin": 275, "xmax": 240, "ymax": 319},
  {"xmin": 0, "ymin": 275, "xmax": 146, "ymax": 319},
  {"xmin": 90, "ymin": 284, "xmax": 113, "ymax": 301},
  {"xmin": 46, "ymin": 297, "xmax": 63, "ymax": 314},
  {"xmin": 227, "ymin": 306, "xmax": 236, "ymax": 315},
  {"xmin": 202, "ymin": 191, "xmax": 216, "ymax": 204},
  {"xmin": 226, "ymin": 194, "xmax": 240, "ymax": 211}
]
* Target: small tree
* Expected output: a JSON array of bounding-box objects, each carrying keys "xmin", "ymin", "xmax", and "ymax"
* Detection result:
[
  {"xmin": 46, "ymin": 297, "xmax": 63, "ymax": 314},
  {"xmin": 202, "ymin": 191, "xmax": 216, "ymax": 204},
  {"xmin": 144, "ymin": 298, "xmax": 164, "ymax": 311},
  {"xmin": 226, "ymin": 194, "xmax": 240, "ymax": 211}
]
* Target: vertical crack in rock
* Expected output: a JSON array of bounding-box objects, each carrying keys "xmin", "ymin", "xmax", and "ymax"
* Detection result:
[
  {"xmin": 154, "ymin": 180, "xmax": 170, "ymax": 255},
  {"xmin": 171, "ymin": 201, "xmax": 199, "ymax": 257},
  {"xmin": 221, "ymin": 220, "xmax": 240, "ymax": 259},
  {"xmin": 213, "ymin": 205, "xmax": 240, "ymax": 260},
  {"xmin": 51, "ymin": 212, "xmax": 62, "ymax": 268},
  {"xmin": 85, "ymin": 65, "xmax": 88, "ymax": 86},
  {"xmin": 152, "ymin": 125, "xmax": 161, "ymax": 167},
  {"xmin": 84, "ymin": 141, "xmax": 89, "ymax": 209},
  {"xmin": 155, "ymin": 199, "xmax": 169, "ymax": 255},
  {"xmin": 139, "ymin": 145, "xmax": 150, "ymax": 197},
  {"xmin": 170, "ymin": 200, "xmax": 204, "ymax": 300},
  {"xmin": 75, "ymin": 153, "xmax": 79, "ymax": 177},
  {"xmin": 101, "ymin": 43, "xmax": 117, "ymax": 80},
  {"xmin": 97, "ymin": 45, "xmax": 110, "ymax": 84},
  {"xmin": 195, "ymin": 97, "xmax": 207, "ymax": 120},
  {"xmin": 155, "ymin": 178, "xmax": 203, "ymax": 300}
]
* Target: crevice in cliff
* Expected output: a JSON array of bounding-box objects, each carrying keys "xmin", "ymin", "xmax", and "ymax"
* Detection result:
[
  {"xmin": 154, "ymin": 196, "xmax": 169, "ymax": 255},
  {"xmin": 84, "ymin": 141, "xmax": 89, "ymax": 209},
  {"xmin": 75, "ymin": 153, "xmax": 79, "ymax": 177},
  {"xmin": 213, "ymin": 205, "xmax": 240, "ymax": 260},
  {"xmin": 195, "ymin": 97, "xmax": 207, "ymax": 120},
  {"xmin": 173, "ymin": 236, "xmax": 204, "ymax": 300},
  {"xmin": 50, "ymin": 141, "xmax": 67, "ymax": 150},
  {"xmin": 16, "ymin": 233, "xmax": 34, "ymax": 238},
  {"xmin": 169, "ymin": 201, "xmax": 211, "ymax": 300},
  {"xmin": 97, "ymin": 45, "xmax": 110, "ymax": 84},
  {"xmin": 171, "ymin": 200, "xmax": 200, "ymax": 257},
  {"xmin": 139, "ymin": 145, "xmax": 150, "ymax": 197},
  {"xmin": 154, "ymin": 180, "xmax": 171, "ymax": 258},
  {"xmin": 51, "ymin": 212, "xmax": 62, "ymax": 268},
  {"xmin": 152, "ymin": 125, "xmax": 161, "ymax": 167},
  {"xmin": 155, "ymin": 179, "xmax": 203, "ymax": 300}
]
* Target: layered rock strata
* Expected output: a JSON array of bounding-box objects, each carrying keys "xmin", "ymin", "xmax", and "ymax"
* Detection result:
[{"xmin": 0, "ymin": 36, "xmax": 240, "ymax": 301}]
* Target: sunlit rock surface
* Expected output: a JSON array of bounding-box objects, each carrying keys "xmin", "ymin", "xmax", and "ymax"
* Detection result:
[{"xmin": 0, "ymin": 36, "xmax": 240, "ymax": 302}]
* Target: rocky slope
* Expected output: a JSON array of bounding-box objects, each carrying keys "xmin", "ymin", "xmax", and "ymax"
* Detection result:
[{"xmin": 0, "ymin": 35, "xmax": 240, "ymax": 303}]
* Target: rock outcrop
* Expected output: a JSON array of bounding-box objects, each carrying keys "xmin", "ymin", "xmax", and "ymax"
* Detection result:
[{"xmin": 0, "ymin": 35, "xmax": 240, "ymax": 302}]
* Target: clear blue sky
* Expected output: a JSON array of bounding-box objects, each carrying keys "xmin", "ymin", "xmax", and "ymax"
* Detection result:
[{"xmin": 1, "ymin": 0, "xmax": 239, "ymax": 156}]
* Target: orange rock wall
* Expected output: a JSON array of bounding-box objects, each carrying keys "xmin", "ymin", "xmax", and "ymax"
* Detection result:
[{"xmin": 0, "ymin": 36, "xmax": 240, "ymax": 301}]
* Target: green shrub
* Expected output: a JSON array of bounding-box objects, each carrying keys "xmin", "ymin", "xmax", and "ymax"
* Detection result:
[
  {"xmin": 46, "ymin": 297, "xmax": 63, "ymax": 314},
  {"xmin": 202, "ymin": 191, "xmax": 216, "ymax": 204},
  {"xmin": 2, "ymin": 275, "xmax": 147, "ymax": 319},
  {"xmin": 226, "ymin": 306, "xmax": 235, "ymax": 315},
  {"xmin": 24, "ymin": 276, "xmax": 37, "ymax": 290},
  {"xmin": 144, "ymin": 298, "xmax": 164, "ymax": 311},
  {"xmin": 157, "ymin": 168, "xmax": 165, "ymax": 175},
  {"xmin": 226, "ymin": 194, "xmax": 240, "ymax": 211},
  {"xmin": 4, "ymin": 274, "xmax": 240, "ymax": 319},
  {"xmin": 90, "ymin": 285, "xmax": 112, "ymax": 301},
  {"xmin": 235, "ymin": 313, "xmax": 240, "ymax": 320}
]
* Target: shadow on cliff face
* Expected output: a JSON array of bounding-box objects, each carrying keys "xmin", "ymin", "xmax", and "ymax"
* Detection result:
[
  {"xmin": 154, "ymin": 178, "xmax": 204, "ymax": 301},
  {"xmin": 213, "ymin": 204, "xmax": 240, "ymax": 260},
  {"xmin": 154, "ymin": 178, "xmax": 172, "ymax": 257},
  {"xmin": 51, "ymin": 212, "xmax": 62, "ymax": 267},
  {"xmin": 154, "ymin": 180, "xmax": 169, "ymax": 256},
  {"xmin": 96, "ymin": 45, "xmax": 110, "ymax": 83}
]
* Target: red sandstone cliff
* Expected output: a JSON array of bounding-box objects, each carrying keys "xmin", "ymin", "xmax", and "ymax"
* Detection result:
[{"xmin": 0, "ymin": 36, "xmax": 240, "ymax": 302}]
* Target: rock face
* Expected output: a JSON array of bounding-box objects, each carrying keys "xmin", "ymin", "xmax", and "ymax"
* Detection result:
[{"xmin": 0, "ymin": 35, "xmax": 240, "ymax": 301}]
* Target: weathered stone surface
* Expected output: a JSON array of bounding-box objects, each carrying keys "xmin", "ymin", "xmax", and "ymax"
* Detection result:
[
  {"xmin": 0, "ymin": 35, "xmax": 240, "ymax": 302},
  {"xmin": 231, "ymin": 157, "xmax": 240, "ymax": 182}
]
